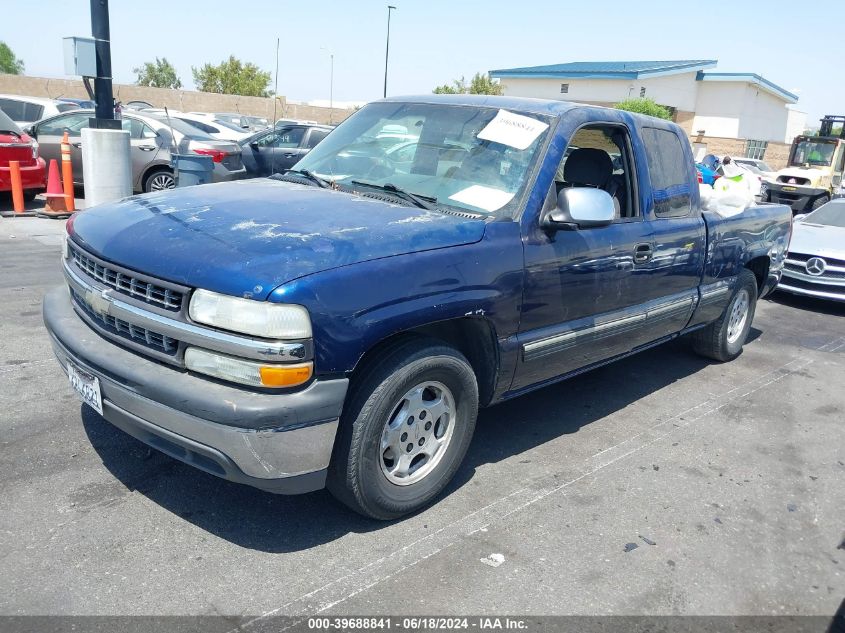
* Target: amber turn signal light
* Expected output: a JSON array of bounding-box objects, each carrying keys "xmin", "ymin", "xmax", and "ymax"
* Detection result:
[{"xmin": 259, "ymin": 362, "xmax": 313, "ymax": 387}]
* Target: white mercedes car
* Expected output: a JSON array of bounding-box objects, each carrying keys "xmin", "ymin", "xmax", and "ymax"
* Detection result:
[{"xmin": 778, "ymin": 198, "xmax": 845, "ymax": 302}]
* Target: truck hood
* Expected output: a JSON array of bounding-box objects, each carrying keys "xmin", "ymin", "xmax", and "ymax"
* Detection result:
[
  {"xmin": 789, "ymin": 222, "xmax": 845, "ymax": 260},
  {"xmin": 69, "ymin": 179, "xmax": 487, "ymax": 299}
]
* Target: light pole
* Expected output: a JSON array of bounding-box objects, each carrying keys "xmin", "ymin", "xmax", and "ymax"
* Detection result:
[
  {"xmin": 329, "ymin": 52, "xmax": 334, "ymax": 124},
  {"xmin": 383, "ymin": 5, "xmax": 396, "ymax": 98},
  {"xmin": 321, "ymin": 46, "xmax": 335, "ymax": 124}
]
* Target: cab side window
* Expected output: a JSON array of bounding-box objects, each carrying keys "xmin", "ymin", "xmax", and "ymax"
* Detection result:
[
  {"xmin": 641, "ymin": 127, "xmax": 692, "ymax": 218},
  {"xmin": 555, "ymin": 124, "xmax": 638, "ymax": 219}
]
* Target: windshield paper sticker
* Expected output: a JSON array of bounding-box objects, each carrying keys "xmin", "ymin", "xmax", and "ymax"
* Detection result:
[
  {"xmin": 449, "ymin": 185, "xmax": 515, "ymax": 212},
  {"xmin": 477, "ymin": 109, "xmax": 549, "ymax": 150}
]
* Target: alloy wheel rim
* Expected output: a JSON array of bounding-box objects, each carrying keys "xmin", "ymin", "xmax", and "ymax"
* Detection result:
[
  {"xmin": 726, "ymin": 289, "xmax": 750, "ymax": 345},
  {"xmin": 379, "ymin": 381, "xmax": 456, "ymax": 486},
  {"xmin": 150, "ymin": 174, "xmax": 175, "ymax": 191}
]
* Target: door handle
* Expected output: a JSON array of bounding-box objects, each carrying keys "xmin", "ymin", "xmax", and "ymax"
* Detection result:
[
  {"xmin": 71, "ymin": 142, "xmax": 82, "ymax": 148},
  {"xmin": 138, "ymin": 145, "xmax": 156, "ymax": 151},
  {"xmin": 283, "ymin": 153, "xmax": 296, "ymax": 158},
  {"xmin": 634, "ymin": 243, "xmax": 653, "ymax": 264}
]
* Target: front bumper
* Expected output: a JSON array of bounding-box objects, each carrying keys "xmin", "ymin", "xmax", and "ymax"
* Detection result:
[
  {"xmin": 43, "ymin": 286, "xmax": 348, "ymax": 494},
  {"xmin": 778, "ymin": 273, "xmax": 845, "ymax": 302},
  {"xmin": 764, "ymin": 183, "xmax": 828, "ymax": 212}
]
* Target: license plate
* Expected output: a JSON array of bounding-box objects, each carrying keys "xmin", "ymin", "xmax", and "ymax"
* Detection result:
[
  {"xmin": 67, "ymin": 362, "xmax": 103, "ymax": 415},
  {"xmin": 782, "ymin": 186, "xmax": 797, "ymax": 191}
]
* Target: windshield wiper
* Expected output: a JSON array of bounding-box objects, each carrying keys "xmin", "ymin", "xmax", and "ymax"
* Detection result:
[
  {"xmin": 284, "ymin": 168, "xmax": 331, "ymax": 189},
  {"xmin": 350, "ymin": 180, "xmax": 436, "ymax": 210}
]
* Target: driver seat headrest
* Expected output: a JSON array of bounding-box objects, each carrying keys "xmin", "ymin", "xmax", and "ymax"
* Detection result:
[{"xmin": 564, "ymin": 148, "xmax": 612, "ymax": 188}]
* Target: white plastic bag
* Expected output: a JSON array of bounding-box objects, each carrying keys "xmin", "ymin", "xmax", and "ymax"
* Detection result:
[
  {"xmin": 698, "ymin": 178, "xmax": 754, "ymax": 217},
  {"xmin": 706, "ymin": 178, "xmax": 753, "ymax": 216}
]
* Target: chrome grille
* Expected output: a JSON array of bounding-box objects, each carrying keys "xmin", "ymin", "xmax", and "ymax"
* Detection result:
[
  {"xmin": 69, "ymin": 243, "xmax": 184, "ymax": 311},
  {"xmin": 72, "ymin": 289, "xmax": 179, "ymax": 355},
  {"xmin": 784, "ymin": 252, "xmax": 845, "ymax": 280}
]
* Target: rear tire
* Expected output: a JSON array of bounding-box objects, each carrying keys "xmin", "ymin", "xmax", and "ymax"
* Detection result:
[
  {"xmin": 692, "ymin": 269, "xmax": 758, "ymax": 362},
  {"xmin": 328, "ymin": 337, "xmax": 479, "ymax": 520},
  {"xmin": 143, "ymin": 168, "xmax": 175, "ymax": 193}
]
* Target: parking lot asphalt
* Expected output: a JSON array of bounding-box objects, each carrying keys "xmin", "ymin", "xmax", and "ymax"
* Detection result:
[{"xmin": 0, "ymin": 215, "xmax": 843, "ymax": 619}]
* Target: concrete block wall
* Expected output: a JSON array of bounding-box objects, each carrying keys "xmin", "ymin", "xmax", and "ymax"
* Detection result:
[
  {"xmin": 689, "ymin": 134, "xmax": 791, "ymax": 170},
  {"xmin": 0, "ymin": 73, "xmax": 354, "ymax": 126}
]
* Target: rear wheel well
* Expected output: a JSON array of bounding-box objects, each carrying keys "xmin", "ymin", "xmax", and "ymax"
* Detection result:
[
  {"xmin": 140, "ymin": 164, "xmax": 173, "ymax": 192},
  {"xmin": 744, "ymin": 256, "xmax": 770, "ymax": 294},
  {"xmin": 351, "ymin": 319, "xmax": 499, "ymax": 407}
]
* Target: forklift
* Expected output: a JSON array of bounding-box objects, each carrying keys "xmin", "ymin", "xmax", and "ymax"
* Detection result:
[{"xmin": 763, "ymin": 115, "xmax": 845, "ymax": 212}]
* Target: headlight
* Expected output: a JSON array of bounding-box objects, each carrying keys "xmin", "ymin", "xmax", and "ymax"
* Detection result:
[
  {"xmin": 185, "ymin": 348, "xmax": 313, "ymax": 388},
  {"xmin": 31, "ymin": 140, "xmax": 39, "ymax": 160},
  {"xmin": 189, "ymin": 289, "xmax": 311, "ymax": 339}
]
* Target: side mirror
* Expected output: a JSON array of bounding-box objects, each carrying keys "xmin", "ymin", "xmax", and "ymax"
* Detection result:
[
  {"xmin": 543, "ymin": 188, "xmax": 616, "ymax": 232},
  {"xmin": 23, "ymin": 124, "xmax": 35, "ymax": 136},
  {"xmin": 249, "ymin": 141, "xmax": 259, "ymax": 151},
  {"xmin": 793, "ymin": 214, "xmax": 807, "ymax": 222}
]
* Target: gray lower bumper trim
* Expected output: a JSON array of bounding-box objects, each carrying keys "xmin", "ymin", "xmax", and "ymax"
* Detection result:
[
  {"xmin": 44, "ymin": 285, "xmax": 347, "ymax": 489},
  {"xmin": 43, "ymin": 286, "xmax": 348, "ymax": 430},
  {"xmin": 102, "ymin": 398, "xmax": 328, "ymax": 494}
]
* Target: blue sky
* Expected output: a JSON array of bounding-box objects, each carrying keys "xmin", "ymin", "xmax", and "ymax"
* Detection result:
[{"xmin": 3, "ymin": 0, "xmax": 840, "ymax": 122}]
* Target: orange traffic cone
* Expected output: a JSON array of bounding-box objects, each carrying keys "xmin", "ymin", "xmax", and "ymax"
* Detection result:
[{"xmin": 39, "ymin": 159, "xmax": 71, "ymax": 219}]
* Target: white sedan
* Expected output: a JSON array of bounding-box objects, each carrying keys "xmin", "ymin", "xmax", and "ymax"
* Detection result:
[{"xmin": 778, "ymin": 199, "xmax": 845, "ymax": 302}]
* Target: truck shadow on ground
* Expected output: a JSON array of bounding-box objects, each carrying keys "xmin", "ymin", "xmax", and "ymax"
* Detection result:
[{"xmin": 82, "ymin": 339, "xmax": 715, "ymax": 553}]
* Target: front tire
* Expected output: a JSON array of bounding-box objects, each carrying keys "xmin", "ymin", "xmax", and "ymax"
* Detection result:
[
  {"xmin": 328, "ymin": 337, "xmax": 479, "ymax": 520},
  {"xmin": 692, "ymin": 269, "xmax": 758, "ymax": 362},
  {"xmin": 811, "ymin": 194, "xmax": 830, "ymax": 210}
]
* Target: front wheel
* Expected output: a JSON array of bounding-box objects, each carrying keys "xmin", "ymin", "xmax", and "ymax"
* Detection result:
[
  {"xmin": 811, "ymin": 194, "xmax": 830, "ymax": 210},
  {"xmin": 692, "ymin": 269, "xmax": 758, "ymax": 362},
  {"xmin": 328, "ymin": 338, "xmax": 479, "ymax": 520}
]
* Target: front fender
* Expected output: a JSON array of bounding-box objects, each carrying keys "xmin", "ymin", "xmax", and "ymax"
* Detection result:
[{"xmin": 270, "ymin": 221, "xmax": 524, "ymax": 374}]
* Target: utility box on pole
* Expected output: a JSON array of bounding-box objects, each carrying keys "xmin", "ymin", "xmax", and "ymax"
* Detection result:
[
  {"xmin": 63, "ymin": 37, "xmax": 97, "ymax": 77},
  {"xmin": 64, "ymin": 0, "xmax": 132, "ymax": 207}
]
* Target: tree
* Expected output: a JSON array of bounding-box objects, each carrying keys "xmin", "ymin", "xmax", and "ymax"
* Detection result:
[
  {"xmin": 192, "ymin": 56, "xmax": 272, "ymax": 97},
  {"xmin": 0, "ymin": 41, "xmax": 24, "ymax": 75},
  {"xmin": 433, "ymin": 72, "xmax": 503, "ymax": 96},
  {"xmin": 133, "ymin": 57, "xmax": 182, "ymax": 89},
  {"xmin": 468, "ymin": 72, "xmax": 503, "ymax": 96},
  {"xmin": 614, "ymin": 97, "xmax": 672, "ymax": 120}
]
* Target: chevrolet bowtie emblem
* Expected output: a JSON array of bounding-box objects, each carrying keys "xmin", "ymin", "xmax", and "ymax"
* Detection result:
[{"xmin": 84, "ymin": 288, "xmax": 112, "ymax": 316}]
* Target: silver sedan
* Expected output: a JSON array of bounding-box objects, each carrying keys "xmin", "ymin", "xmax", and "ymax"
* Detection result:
[{"xmin": 778, "ymin": 199, "xmax": 845, "ymax": 302}]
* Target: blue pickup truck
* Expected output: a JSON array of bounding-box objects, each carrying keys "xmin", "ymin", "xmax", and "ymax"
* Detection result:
[{"xmin": 44, "ymin": 95, "xmax": 792, "ymax": 519}]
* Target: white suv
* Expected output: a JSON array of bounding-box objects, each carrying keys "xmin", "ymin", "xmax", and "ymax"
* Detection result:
[{"xmin": 0, "ymin": 95, "xmax": 78, "ymax": 127}]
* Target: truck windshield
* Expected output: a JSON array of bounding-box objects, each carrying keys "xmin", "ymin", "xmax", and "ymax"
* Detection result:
[
  {"xmin": 293, "ymin": 102, "xmax": 553, "ymax": 215},
  {"xmin": 790, "ymin": 140, "xmax": 837, "ymax": 167}
]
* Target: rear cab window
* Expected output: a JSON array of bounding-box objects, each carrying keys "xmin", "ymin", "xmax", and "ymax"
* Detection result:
[{"xmin": 641, "ymin": 127, "xmax": 694, "ymax": 218}]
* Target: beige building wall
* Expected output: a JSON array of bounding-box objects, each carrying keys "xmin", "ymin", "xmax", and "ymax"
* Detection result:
[
  {"xmin": 498, "ymin": 73, "xmax": 699, "ymax": 111},
  {"xmin": 688, "ymin": 134, "xmax": 792, "ymax": 170},
  {"xmin": 0, "ymin": 73, "xmax": 354, "ymax": 125}
]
